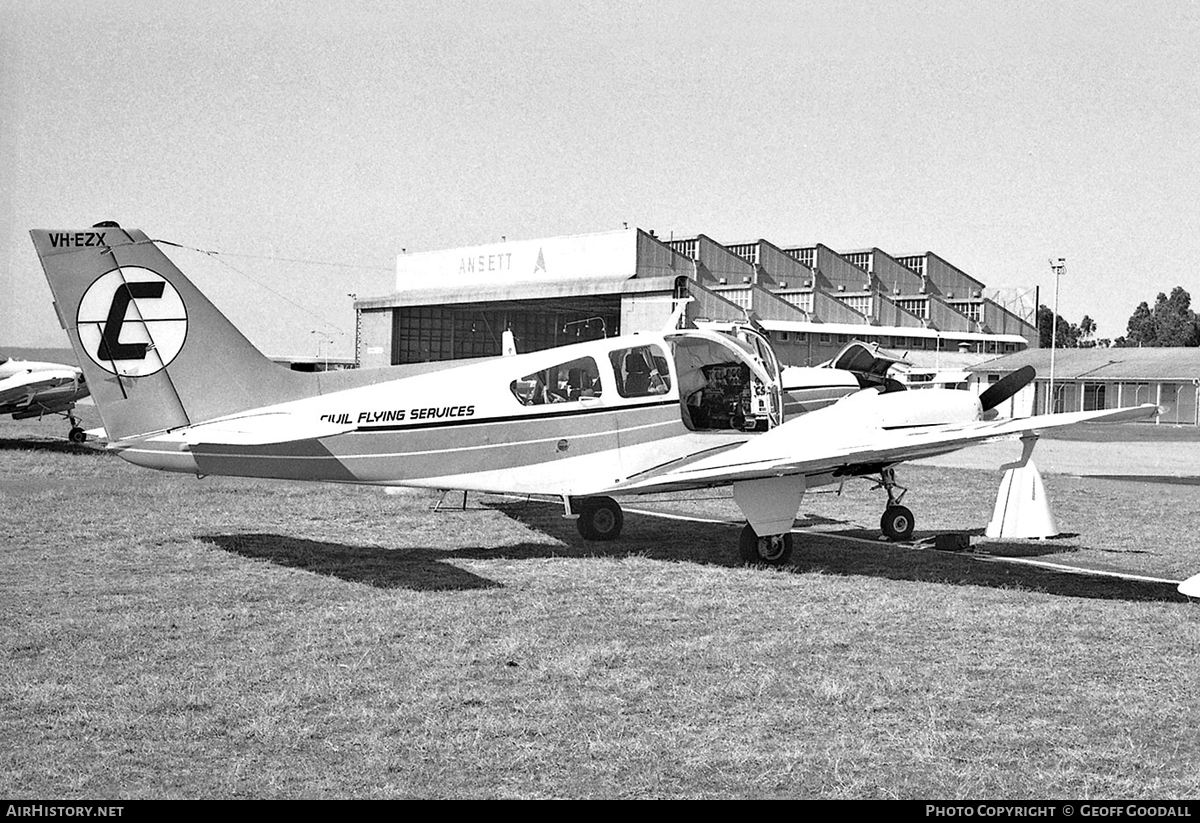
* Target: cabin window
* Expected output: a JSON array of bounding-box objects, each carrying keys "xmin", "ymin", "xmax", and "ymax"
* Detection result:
[
  {"xmin": 608, "ymin": 344, "xmax": 671, "ymax": 398},
  {"xmin": 510, "ymin": 356, "xmax": 603, "ymax": 406}
]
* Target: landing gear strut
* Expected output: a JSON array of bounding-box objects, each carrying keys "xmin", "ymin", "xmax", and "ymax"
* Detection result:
[
  {"xmin": 877, "ymin": 467, "xmax": 914, "ymax": 542},
  {"xmin": 575, "ymin": 496, "xmax": 624, "ymax": 541},
  {"xmin": 62, "ymin": 413, "xmax": 86, "ymax": 443},
  {"xmin": 738, "ymin": 524, "xmax": 793, "ymax": 566}
]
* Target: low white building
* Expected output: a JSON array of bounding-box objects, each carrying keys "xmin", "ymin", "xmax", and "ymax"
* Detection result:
[{"xmin": 967, "ymin": 348, "xmax": 1200, "ymax": 425}]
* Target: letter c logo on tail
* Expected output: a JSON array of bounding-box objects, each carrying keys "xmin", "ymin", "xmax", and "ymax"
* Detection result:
[{"xmin": 77, "ymin": 267, "xmax": 188, "ymax": 376}]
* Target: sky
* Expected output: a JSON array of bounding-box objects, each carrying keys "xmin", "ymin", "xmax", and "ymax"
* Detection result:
[{"xmin": 3, "ymin": 0, "xmax": 1198, "ymax": 359}]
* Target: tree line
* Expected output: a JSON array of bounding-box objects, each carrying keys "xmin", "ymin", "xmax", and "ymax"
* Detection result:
[{"xmin": 1037, "ymin": 285, "xmax": 1200, "ymax": 348}]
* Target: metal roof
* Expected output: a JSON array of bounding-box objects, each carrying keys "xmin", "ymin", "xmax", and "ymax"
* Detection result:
[
  {"xmin": 759, "ymin": 318, "xmax": 1027, "ymax": 343},
  {"xmin": 354, "ymin": 274, "xmax": 675, "ymax": 310},
  {"xmin": 968, "ymin": 347, "xmax": 1200, "ymax": 380}
]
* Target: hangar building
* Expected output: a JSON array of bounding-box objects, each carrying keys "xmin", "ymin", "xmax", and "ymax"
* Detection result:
[{"xmin": 353, "ymin": 227, "xmax": 1038, "ymax": 371}]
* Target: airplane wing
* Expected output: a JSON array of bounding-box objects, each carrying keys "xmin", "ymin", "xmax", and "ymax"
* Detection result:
[
  {"xmin": 0, "ymin": 368, "xmax": 81, "ymax": 410},
  {"xmin": 607, "ymin": 403, "xmax": 1160, "ymax": 495}
]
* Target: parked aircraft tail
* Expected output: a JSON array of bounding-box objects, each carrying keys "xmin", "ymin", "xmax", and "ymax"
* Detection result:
[{"xmin": 30, "ymin": 224, "xmax": 312, "ymax": 441}]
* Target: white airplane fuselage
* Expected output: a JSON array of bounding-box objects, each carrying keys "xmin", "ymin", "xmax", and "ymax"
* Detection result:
[{"xmin": 110, "ymin": 331, "xmax": 983, "ymax": 497}]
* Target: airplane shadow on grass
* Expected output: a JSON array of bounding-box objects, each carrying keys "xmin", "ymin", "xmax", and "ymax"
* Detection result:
[
  {"xmin": 200, "ymin": 501, "xmax": 1187, "ymax": 604},
  {"xmin": 200, "ymin": 533, "xmax": 506, "ymax": 592},
  {"xmin": 489, "ymin": 500, "xmax": 1190, "ymax": 605}
]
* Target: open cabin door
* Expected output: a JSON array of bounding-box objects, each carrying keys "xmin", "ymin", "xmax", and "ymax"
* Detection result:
[
  {"xmin": 728, "ymin": 324, "xmax": 784, "ymax": 427},
  {"xmin": 825, "ymin": 340, "xmax": 909, "ymax": 392},
  {"xmin": 665, "ymin": 328, "xmax": 784, "ymax": 433}
]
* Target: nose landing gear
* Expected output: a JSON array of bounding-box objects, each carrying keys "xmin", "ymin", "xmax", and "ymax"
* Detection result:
[{"xmin": 876, "ymin": 467, "xmax": 914, "ymax": 541}]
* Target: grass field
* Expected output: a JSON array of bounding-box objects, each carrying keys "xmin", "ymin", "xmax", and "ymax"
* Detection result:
[{"xmin": 2, "ymin": 418, "xmax": 1199, "ymax": 799}]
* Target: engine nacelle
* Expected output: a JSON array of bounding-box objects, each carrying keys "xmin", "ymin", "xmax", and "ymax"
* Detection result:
[{"xmin": 835, "ymin": 387, "xmax": 984, "ymax": 428}]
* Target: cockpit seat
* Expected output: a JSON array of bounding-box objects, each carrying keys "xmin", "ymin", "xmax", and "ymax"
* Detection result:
[{"xmin": 623, "ymin": 351, "xmax": 652, "ymax": 395}]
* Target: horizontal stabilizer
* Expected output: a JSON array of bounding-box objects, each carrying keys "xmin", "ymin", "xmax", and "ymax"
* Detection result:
[
  {"xmin": 172, "ymin": 413, "xmax": 355, "ymax": 446},
  {"xmin": 0, "ymin": 368, "xmax": 80, "ymax": 400}
]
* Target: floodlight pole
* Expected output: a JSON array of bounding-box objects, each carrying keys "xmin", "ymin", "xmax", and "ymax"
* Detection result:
[
  {"xmin": 348, "ymin": 293, "xmax": 359, "ymax": 368},
  {"xmin": 1048, "ymin": 258, "xmax": 1066, "ymax": 413}
]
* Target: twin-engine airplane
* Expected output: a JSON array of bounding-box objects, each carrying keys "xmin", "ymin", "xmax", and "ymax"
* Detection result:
[
  {"xmin": 0, "ymin": 354, "xmax": 91, "ymax": 442},
  {"xmin": 31, "ymin": 224, "xmax": 1157, "ymax": 564}
]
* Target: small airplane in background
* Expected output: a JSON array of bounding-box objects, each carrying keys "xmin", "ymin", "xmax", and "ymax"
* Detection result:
[
  {"xmin": 0, "ymin": 354, "xmax": 91, "ymax": 442},
  {"xmin": 30, "ymin": 223, "xmax": 1157, "ymax": 564}
]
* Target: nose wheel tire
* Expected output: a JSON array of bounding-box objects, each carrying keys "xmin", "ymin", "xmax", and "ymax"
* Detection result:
[
  {"xmin": 738, "ymin": 524, "xmax": 793, "ymax": 566},
  {"xmin": 68, "ymin": 427, "xmax": 87, "ymax": 444},
  {"xmin": 576, "ymin": 496, "xmax": 624, "ymax": 541},
  {"xmin": 880, "ymin": 505, "xmax": 914, "ymax": 542}
]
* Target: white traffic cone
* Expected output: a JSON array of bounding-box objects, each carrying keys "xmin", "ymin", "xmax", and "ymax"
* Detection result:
[{"xmin": 986, "ymin": 458, "xmax": 1058, "ymax": 539}]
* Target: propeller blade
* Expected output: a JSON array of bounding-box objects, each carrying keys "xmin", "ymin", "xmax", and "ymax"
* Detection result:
[{"xmin": 979, "ymin": 365, "xmax": 1036, "ymax": 412}]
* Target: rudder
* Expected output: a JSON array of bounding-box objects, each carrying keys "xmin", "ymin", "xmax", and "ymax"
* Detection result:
[{"xmin": 30, "ymin": 224, "xmax": 312, "ymax": 440}]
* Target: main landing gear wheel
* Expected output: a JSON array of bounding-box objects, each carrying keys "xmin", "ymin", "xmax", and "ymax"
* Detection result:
[
  {"xmin": 738, "ymin": 524, "xmax": 794, "ymax": 566},
  {"xmin": 68, "ymin": 427, "xmax": 87, "ymax": 444},
  {"xmin": 576, "ymin": 496, "xmax": 624, "ymax": 541},
  {"xmin": 880, "ymin": 505, "xmax": 915, "ymax": 542}
]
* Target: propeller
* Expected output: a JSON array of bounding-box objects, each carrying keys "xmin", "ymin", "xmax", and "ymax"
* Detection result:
[{"xmin": 979, "ymin": 365, "xmax": 1036, "ymax": 412}]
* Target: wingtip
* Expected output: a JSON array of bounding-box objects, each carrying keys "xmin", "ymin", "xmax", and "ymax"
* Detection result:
[{"xmin": 1178, "ymin": 573, "xmax": 1200, "ymax": 598}]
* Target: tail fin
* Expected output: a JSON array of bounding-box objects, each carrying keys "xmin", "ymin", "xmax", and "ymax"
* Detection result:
[{"xmin": 30, "ymin": 224, "xmax": 312, "ymax": 440}]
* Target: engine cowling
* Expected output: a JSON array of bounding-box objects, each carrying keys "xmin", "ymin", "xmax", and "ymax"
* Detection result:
[{"xmin": 836, "ymin": 386, "xmax": 984, "ymax": 429}]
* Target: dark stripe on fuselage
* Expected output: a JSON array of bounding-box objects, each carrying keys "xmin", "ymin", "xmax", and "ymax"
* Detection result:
[
  {"xmin": 139, "ymin": 399, "xmax": 687, "ymax": 485},
  {"xmin": 782, "ymin": 383, "xmax": 857, "ymax": 391},
  {"xmin": 355, "ymin": 398, "xmax": 678, "ymax": 433}
]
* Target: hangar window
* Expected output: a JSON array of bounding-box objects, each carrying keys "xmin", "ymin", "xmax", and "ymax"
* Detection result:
[
  {"xmin": 608, "ymin": 344, "xmax": 671, "ymax": 398},
  {"xmin": 510, "ymin": 357, "xmax": 603, "ymax": 406}
]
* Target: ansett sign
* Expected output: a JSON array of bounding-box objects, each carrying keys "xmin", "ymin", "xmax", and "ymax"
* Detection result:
[{"xmin": 396, "ymin": 229, "xmax": 638, "ymax": 290}]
